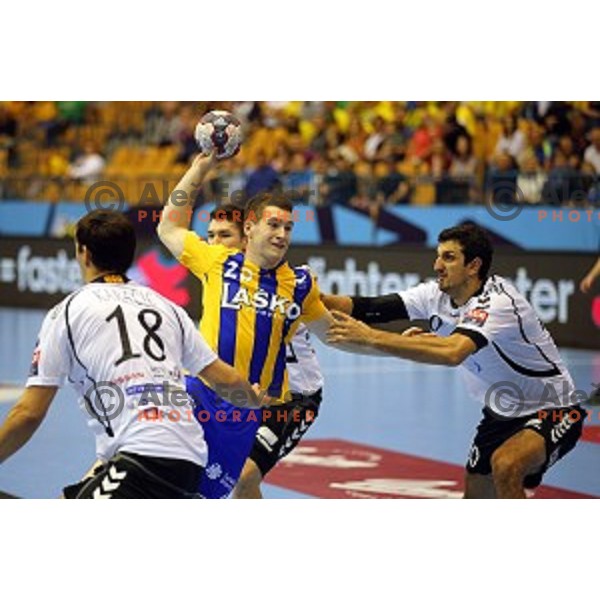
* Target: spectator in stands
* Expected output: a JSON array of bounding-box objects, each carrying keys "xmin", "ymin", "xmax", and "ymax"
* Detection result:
[
  {"xmin": 583, "ymin": 128, "xmax": 600, "ymax": 174},
  {"xmin": 0, "ymin": 104, "xmax": 17, "ymax": 167},
  {"xmin": 494, "ymin": 116, "xmax": 526, "ymax": 161},
  {"xmin": 487, "ymin": 151, "xmax": 519, "ymax": 205},
  {"xmin": 145, "ymin": 101, "xmax": 183, "ymax": 147},
  {"xmin": 211, "ymin": 154, "xmax": 247, "ymax": 206},
  {"xmin": 364, "ymin": 116, "xmax": 388, "ymax": 161},
  {"xmin": 449, "ymin": 135, "xmax": 478, "ymax": 180},
  {"xmin": 539, "ymin": 102, "xmax": 571, "ymax": 139},
  {"xmin": 244, "ymin": 150, "xmax": 280, "ymax": 198},
  {"xmin": 569, "ymin": 111, "xmax": 589, "ymax": 158},
  {"xmin": 581, "ymin": 162, "xmax": 600, "ymax": 206},
  {"xmin": 4, "ymin": 101, "xmax": 600, "ymax": 209},
  {"xmin": 557, "ymin": 135, "xmax": 581, "ymax": 170},
  {"xmin": 580, "ymin": 102, "xmax": 600, "ymax": 129},
  {"xmin": 375, "ymin": 160, "xmax": 410, "ymax": 205},
  {"xmin": 175, "ymin": 105, "xmax": 199, "ymax": 164},
  {"xmin": 283, "ymin": 152, "xmax": 314, "ymax": 205},
  {"xmin": 428, "ymin": 138, "xmax": 451, "ymax": 180},
  {"xmin": 305, "ymin": 115, "xmax": 326, "ymax": 154},
  {"xmin": 408, "ymin": 115, "xmax": 442, "ymax": 161},
  {"xmin": 350, "ymin": 161, "xmax": 377, "ymax": 213},
  {"xmin": 320, "ymin": 153, "xmax": 357, "ymax": 206},
  {"xmin": 66, "ymin": 141, "xmax": 105, "ymax": 184},
  {"xmin": 517, "ymin": 153, "xmax": 547, "ymax": 204},
  {"xmin": 441, "ymin": 101, "xmax": 469, "ymax": 154},
  {"xmin": 526, "ymin": 122, "xmax": 552, "ymax": 169},
  {"xmin": 541, "ymin": 149, "xmax": 585, "ymax": 205}
]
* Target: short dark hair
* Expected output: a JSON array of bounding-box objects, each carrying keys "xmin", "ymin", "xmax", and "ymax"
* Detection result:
[
  {"xmin": 210, "ymin": 205, "xmax": 245, "ymax": 236},
  {"xmin": 245, "ymin": 192, "xmax": 294, "ymax": 222},
  {"xmin": 76, "ymin": 210, "xmax": 136, "ymax": 273},
  {"xmin": 438, "ymin": 223, "xmax": 493, "ymax": 280}
]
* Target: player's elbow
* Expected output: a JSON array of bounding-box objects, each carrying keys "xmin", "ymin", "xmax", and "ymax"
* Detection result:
[
  {"xmin": 444, "ymin": 346, "xmax": 469, "ymax": 367},
  {"xmin": 157, "ymin": 221, "xmax": 185, "ymax": 259},
  {"xmin": 219, "ymin": 369, "xmax": 245, "ymax": 390},
  {"xmin": 10, "ymin": 403, "xmax": 46, "ymax": 430},
  {"xmin": 445, "ymin": 352, "xmax": 464, "ymax": 367},
  {"xmin": 156, "ymin": 216, "xmax": 173, "ymax": 240}
]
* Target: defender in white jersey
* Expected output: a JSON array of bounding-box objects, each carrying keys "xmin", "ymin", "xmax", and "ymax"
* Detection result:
[
  {"xmin": 326, "ymin": 223, "xmax": 586, "ymax": 499},
  {"xmin": 0, "ymin": 210, "xmax": 262, "ymax": 499},
  {"xmin": 202, "ymin": 207, "xmax": 324, "ymax": 499}
]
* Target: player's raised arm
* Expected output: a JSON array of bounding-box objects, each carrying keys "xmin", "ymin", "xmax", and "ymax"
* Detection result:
[
  {"xmin": 580, "ymin": 257, "xmax": 600, "ymax": 293},
  {"xmin": 157, "ymin": 153, "xmax": 217, "ymax": 259},
  {"xmin": 0, "ymin": 386, "xmax": 58, "ymax": 464}
]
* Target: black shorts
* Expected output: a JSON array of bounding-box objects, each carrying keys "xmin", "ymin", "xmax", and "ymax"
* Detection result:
[
  {"xmin": 466, "ymin": 405, "xmax": 587, "ymax": 488},
  {"xmin": 62, "ymin": 452, "xmax": 203, "ymax": 499},
  {"xmin": 249, "ymin": 389, "xmax": 323, "ymax": 476}
]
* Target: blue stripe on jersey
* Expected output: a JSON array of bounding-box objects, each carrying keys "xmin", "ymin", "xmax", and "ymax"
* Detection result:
[
  {"xmin": 268, "ymin": 268, "xmax": 314, "ymax": 397},
  {"xmin": 249, "ymin": 269, "xmax": 278, "ymax": 384},
  {"xmin": 218, "ymin": 253, "xmax": 244, "ymax": 365}
]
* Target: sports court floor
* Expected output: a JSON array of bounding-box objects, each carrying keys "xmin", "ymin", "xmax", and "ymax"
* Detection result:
[{"xmin": 1, "ymin": 306, "xmax": 599, "ymax": 499}]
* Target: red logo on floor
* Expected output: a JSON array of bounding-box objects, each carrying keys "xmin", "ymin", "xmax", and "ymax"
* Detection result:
[{"xmin": 266, "ymin": 439, "xmax": 594, "ymax": 499}]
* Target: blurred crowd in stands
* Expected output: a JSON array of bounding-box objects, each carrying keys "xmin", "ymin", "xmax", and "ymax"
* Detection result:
[{"xmin": 1, "ymin": 101, "xmax": 599, "ymax": 210}]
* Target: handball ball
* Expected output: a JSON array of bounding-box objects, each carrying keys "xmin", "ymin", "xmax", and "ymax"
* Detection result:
[{"xmin": 194, "ymin": 110, "xmax": 243, "ymax": 159}]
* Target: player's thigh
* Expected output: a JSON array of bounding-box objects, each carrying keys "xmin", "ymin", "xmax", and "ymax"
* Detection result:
[{"xmin": 490, "ymin": 428, "xmax": 546, "ymax": 478}]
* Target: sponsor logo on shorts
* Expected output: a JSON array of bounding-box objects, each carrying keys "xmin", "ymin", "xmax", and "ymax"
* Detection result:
[
  {"xmin": 550, "ymin": 412, "xmax": 577, "ymax": 444},
  {"xmin": 524, "ymin": 418, "xmax": 543, "ymax": 430},
  {"xmin": 468, "ymin": 444, "xmax": 480, "ymax": 469},
  {"xmin": 205, "ymin": 463, "xmax": 223, "ymax": 481},
  {"xmin": 279, "ymin": 419, "xmax": 312, "ymax": 456},
  {"xmin": 256, "ymin": 426, "xmax": 278, "ymax": 452}
]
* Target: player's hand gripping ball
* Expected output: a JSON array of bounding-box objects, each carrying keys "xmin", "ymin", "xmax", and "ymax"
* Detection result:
[{"xmin": 194, "ymin": 110, "xmax": 243, "ymax": 159}]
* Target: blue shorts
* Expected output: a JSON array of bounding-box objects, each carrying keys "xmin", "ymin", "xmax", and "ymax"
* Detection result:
[{"xmin": 185, "ymin": 375, "xmax": 262, "ymax": 499}]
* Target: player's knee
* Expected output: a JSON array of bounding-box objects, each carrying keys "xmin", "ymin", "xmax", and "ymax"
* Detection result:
[
  {"xmin": 491, "ymin": 451, "xmax": 522, "ymax": 485},
  {"xmin": 238, "ymin": 459, "xmax": 263, "ymax": 488}
]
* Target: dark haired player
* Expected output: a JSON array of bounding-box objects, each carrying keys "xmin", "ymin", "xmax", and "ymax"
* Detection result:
[
  {"xmin": 325, "ymin": 224, "xmax": 585, "ymax": 499},
  {"xmin": 0, "ymin": 210, "xmax": 263, "ymax": 498}
]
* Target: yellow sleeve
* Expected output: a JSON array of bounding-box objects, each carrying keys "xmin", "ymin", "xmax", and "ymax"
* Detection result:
[
  {"xmin": 179, "ymin": 231, "xmax": 228, "ymax": 277},
  {"xmin": 301, "ymin": 275, "xmax": 328, "ymax": 322}
]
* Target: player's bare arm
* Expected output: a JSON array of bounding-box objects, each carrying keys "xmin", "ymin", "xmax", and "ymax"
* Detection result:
[
  {"xmin": 0, "ymin": 386, "xmax": 57, "ymax": 464},
  {"xmin": 157, "ymin": 153, "xmax": 218, "ymax": 259},
  {"xmin": 303, "ymin": 310, "xmax": 386, "ymax": 356},
  {"xmin": 580, "ymin": 257, "xmax": 600, "ymax": 293},
  {"xmin": 327, "ymin": 311, "xmax": 476, "ymax": 366},
  {"xmin": 321, "ymin": 294, "xmax": 353, "ymax": 314},
  {"xmin": 199, "ymin": 358, "xmax": 265, "ymax": 408}
]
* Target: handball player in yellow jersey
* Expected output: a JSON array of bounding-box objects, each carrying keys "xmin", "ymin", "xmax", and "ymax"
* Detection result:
[{"xmin": 158, "ymin": 154, "xmax": 358, "ymax": 497}]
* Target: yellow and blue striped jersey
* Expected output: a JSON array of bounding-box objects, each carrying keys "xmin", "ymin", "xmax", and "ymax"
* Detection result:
[{"xmin": 180, "ymin": 231, "xmax": 326, "ymax": 402}]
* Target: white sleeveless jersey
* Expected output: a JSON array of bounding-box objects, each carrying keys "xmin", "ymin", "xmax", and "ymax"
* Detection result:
[
  {"xmin": 26, "ymin": 281, "xmax": 218, "ymax": 466},
  {"xmin": 399, "ymin": 275, "xmax": 576, "ymax": 418},
  {"xmin": 285, "ymin": 323, "xmax": 324, "ymax": 395}
]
